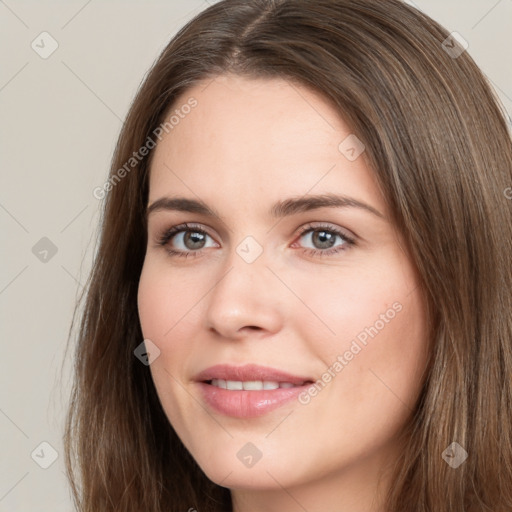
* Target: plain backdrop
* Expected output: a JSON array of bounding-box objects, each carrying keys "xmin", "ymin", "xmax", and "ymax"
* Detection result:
[{"xmin": 1, "ymin": 1, "xmax": 511, "ymax": 510}]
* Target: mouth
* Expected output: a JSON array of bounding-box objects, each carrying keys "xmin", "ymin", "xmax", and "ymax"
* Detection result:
[
  {"xmin": 195, "ymin": 363, "xmax": 313, "ymax": 385},
  {"xmin": 205, "ymin": 379, "xmax": 310, "ymax": 390},
  {"xmin": 195, "ymin": 364, "xmax": 315, "ymax": 418}
]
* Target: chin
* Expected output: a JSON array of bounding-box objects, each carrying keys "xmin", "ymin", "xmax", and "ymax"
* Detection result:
[{"xmin": 187, "ymin": 440, "xmax": 310, "ymax": 491}]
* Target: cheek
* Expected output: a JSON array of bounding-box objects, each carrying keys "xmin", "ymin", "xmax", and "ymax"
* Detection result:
[
  {"xmin": 137, "ymin": 261, "xmax": 213, "ymax": 371},
  {"xmin": 290, "ymin": 259, "xmax": 418, "ymax": 349},
  {"xmin": 293, "ymin": 256, "xmax": 429, "ymax": 405},
  {"xmin": 137, "ymin": 264, "xmax": 192, "ymax": 393},
  {"xmin": 137, "ymin": 262, "xmax": 198, "ymax": 341},
  {"xmin": 137, "ymin": 263, "xmax": 200, "ymax": 423},
  {"xmin": 285, "ymin": 264, "xmax": 429, "ymax": 467}
]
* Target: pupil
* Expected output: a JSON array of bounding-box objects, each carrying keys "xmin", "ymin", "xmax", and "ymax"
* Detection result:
[
  {"xmin": 184, "ymin": 231, "xmax": 205, "ymax": 249},
  {"xmin": 312, "ymin": 230, "xmax": 335, "ymax": 249}
]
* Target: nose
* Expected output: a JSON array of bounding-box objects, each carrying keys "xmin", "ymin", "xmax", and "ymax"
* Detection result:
[{"xmin": 204, "ymin": 245, "xmax": 284, "ymax": 341}]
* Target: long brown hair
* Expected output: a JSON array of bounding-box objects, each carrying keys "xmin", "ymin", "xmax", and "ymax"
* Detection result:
[{"xmin": 63, "ymin": 0, "xmax": 512, "ymax": 510}]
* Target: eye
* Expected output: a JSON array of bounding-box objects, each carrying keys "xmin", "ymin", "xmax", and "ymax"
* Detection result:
[
  {"xmin": 156, "ymin": 223, "xmax": 218, "ymax": 258},
  {"xmin": 155, "ymin": 222, "xmax": 356, "ymax": 260},
  {"xmin": 294, "ymin": 223, "xmax": 356, "ymax": 256}
]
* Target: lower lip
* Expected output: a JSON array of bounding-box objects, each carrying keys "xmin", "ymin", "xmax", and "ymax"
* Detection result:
[{"xmin": 198, "ymin": 382, "xmax": 309, "ymax": 418}]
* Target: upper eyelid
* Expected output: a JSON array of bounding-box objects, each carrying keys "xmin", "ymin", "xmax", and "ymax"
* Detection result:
[{"xmin": 297, "ymin": 222, "xmax": 353, "ymax": 235}]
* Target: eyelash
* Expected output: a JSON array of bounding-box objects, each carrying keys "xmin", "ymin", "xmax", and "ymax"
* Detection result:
[{"xmin": 155, "ymin": 222, "xmax": 356, "ymax": 259}]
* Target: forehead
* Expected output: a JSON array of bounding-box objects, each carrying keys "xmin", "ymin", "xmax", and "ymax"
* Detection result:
[{"xmin": 148, "ymin": 73, "xmax": 385, "ymax": 216}]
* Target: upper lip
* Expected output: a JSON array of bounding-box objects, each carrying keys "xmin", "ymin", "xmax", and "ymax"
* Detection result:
[{"xmin": 195, "ymin": 364, "xmax": 313, "ymax": 386}]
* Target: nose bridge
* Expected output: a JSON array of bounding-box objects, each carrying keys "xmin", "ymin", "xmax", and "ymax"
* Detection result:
[{"xmin": 204, "ymin": 236, "xmax": 283, "ymax": 338}]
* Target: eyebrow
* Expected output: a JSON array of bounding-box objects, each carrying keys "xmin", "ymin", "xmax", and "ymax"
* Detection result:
[{"xmin": 146, "ymin": 194, "xmax": 385, "ymax": 220}]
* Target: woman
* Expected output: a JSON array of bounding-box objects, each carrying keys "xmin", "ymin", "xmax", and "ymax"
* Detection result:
[{"xmin": 64, "ymin": 0, "xmax": 512, "ymax": 511}]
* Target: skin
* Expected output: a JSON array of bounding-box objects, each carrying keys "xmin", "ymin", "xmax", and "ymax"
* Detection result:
[{"xmin": 137, "ymin": 73, "xmax": 430, "ymax": 512}]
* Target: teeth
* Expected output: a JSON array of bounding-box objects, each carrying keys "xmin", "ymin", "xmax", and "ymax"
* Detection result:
[
  {"xmin": 226, "ymin": 380, "xmax": 243, "ymax": 390},
  {"xmin": 215, "ymin": 379, "xmax": 227, "ymax": 389},
  {"xmin": 243, "ymin": 380, "xmax": 266, "ymax": 390},
  {"xmin": 210, "ymin": 379, "xmax": 301, "ymax": 390}
]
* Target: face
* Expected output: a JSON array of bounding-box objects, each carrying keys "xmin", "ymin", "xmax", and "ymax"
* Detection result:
[{"xmin": 137, "ymin": 73, "xmax": 430, "ymax": 503}]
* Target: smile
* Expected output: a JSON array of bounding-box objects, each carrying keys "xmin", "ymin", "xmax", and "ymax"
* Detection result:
[
  {"xmin": 195, "ymin": 364, "xmax": 314, "ymax": 418},
  {"xmin": 208, "ymin": 379, "xmax": 305, "ymax": 390}
]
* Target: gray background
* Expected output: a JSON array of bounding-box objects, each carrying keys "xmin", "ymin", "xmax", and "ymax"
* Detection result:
[{"xmin": 1, "ymin": 1, "xmax": 511, "ymax": 510}]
